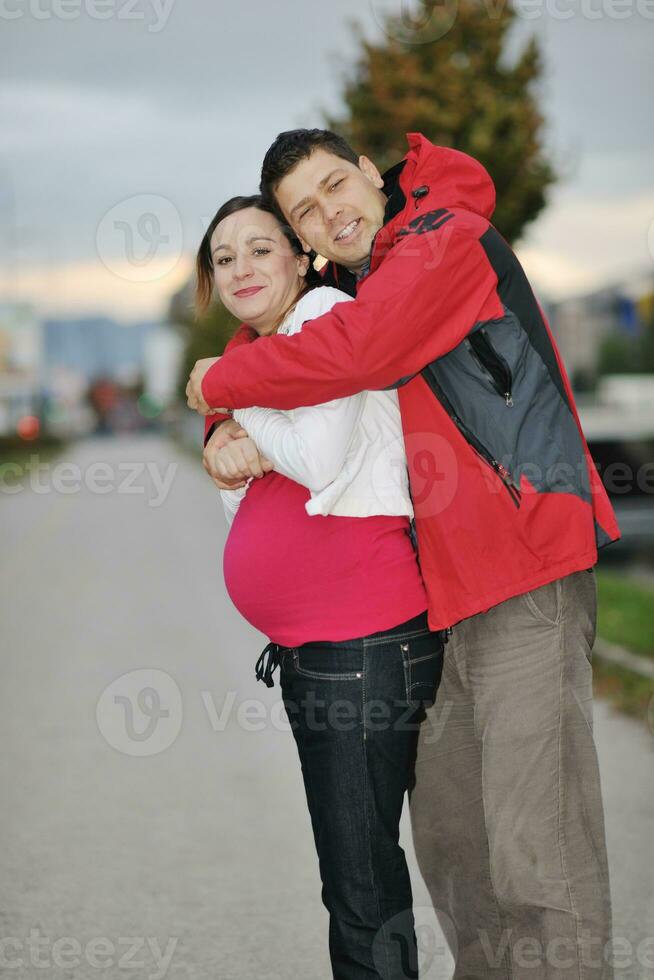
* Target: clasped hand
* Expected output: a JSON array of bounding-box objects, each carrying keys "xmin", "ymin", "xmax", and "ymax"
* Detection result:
[{"xmin": 203, "ymin": 419, "xmax": 273, "ymax": 490}]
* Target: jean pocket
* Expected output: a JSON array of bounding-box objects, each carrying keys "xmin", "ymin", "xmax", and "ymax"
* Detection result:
[
  {"xmin": 279, "ymin": 649, "xmax": 297, "ymax": 677},
  {"xmin": 400, "ymin": 633, "xmax": 444, "ymax": 706},
  {"xmin": 522, "ymin": 577, "xmax": 562, "ymax": 627},
  {"xmin": 293, "ymin": 646, "xmax": 364, "ymax": 681}
]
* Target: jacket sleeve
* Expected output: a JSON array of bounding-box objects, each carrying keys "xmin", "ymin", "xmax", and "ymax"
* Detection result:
[
  {"xmin": 233, "ymin": 391, "xmax": 365, "ymax": 493},
  {"xmin": 219, "ymin": 485, "xmax": 248, "ymax": 528},
  {"xmin": 204, "ymin": 413, "xmax": 227, "ymax": 446},
  {"xmin": 201, "ymin": 228, "xmax": 498, "ymax": 411},
  {"xmin": 202, "ymin": 324, "xmax": 258, "ymax": 446}
]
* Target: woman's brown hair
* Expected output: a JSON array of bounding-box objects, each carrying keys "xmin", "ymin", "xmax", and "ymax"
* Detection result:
[{"xmin": 195, "ymin": 193, "xmax": 321, "ymax": 317}]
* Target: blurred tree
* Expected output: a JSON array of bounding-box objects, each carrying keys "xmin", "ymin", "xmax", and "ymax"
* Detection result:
[
  {"xmin": 596, "ymin": 333, "xmax": 639, "ymax": 376},
  {"xmin": 638, "ymin": 306, "xmax": 654, "ymax": 372},
  {"xmin": 597, "ymin": 304, "xmax": 654, "ymax": 377},
  {"xmin": 171, "ymin": 282, "xmax": 240, "ymax": 400},
  {"xmin": 327, "ymin": 0, "xmax": 556, "ymax": 243}
]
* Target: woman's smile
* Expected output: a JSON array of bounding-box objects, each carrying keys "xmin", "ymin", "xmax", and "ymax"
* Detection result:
[{"xmin": 233, "ymin": 285, "xmax": 266, "ymax": 298}]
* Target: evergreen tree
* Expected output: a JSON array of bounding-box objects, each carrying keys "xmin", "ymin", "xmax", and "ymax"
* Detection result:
[
  {"xmin": 327, "ymin": 0, "xmax": 556, "ymax": 243},
  {"xmin": 171, "ymin": 284, "xmax": 240, "ymax": 400}
]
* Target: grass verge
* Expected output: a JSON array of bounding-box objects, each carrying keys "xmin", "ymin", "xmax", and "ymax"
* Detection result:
[
  {"xmin": 595, "ymin": 569, "xmax": 654, "ymax": 722},
  {"xmin": 0, "ymin": 435, "xmax": 67, "ymax": 488}
]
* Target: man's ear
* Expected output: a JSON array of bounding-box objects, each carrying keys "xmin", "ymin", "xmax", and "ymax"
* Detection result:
[
  {"xmin": 296, "ymin": 232, "xmax": 312, "ymax": 254},
  {"xmin": 359, "ymin": 155, "xmax": 385, "ymax": 190},
  {"xmin": 297, "ymin": 252, "xmax": 311, "ymax": 277}
]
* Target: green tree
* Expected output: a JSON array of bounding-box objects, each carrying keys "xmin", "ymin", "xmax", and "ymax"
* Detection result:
[
  {"xmin": 327, "ymin": 0, "xmax": 556, "ymax": 243},
  {"xmin": 171, "ymin": 282, "xmax": 240, "ymax": 400},
  {"xmin": 596, "ymin": 332, "xmax": 639, "ymax": 376},
  {"xmin": 596, "ymin": 298, "xmax": 654, "ymax": 377}
]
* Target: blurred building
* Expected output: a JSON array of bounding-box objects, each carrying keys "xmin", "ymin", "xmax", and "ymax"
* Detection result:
[
  {"xmin": 0, "ymin": 314, "xmax": 184, "ymax": 439},
  {"xmin": 0, "ymin": 301, "xmax": 44, "ymax": 436},
  {"xmin": 143, "ymin": 326, "xmax": 185, "ymax": 408},
  {"xmin": 579, "ymin": 375, "xmax": 654, "ymax": 558},
  {"xmin": 548, "ymin": 273, "xmax": 654, "ymax": 386},
  {"xmin": 41, "ymin": 317, "xmax": 184, "ymax": 435},
  {"xmin": 43, "ymin": 317, "xmax": 159, "ymax": 381}
]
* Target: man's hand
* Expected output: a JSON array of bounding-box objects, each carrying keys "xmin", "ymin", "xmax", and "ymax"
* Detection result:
[
  {"xmin": 203, "ymin": 420, "xmax": 273, "ymax": 489},
  {"xmin": 186, "ymin": 356, "xmax": 229, "ymax": 415}
]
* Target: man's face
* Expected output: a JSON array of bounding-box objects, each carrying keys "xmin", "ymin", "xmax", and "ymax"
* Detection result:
[{"xmin": 274, "ymin": 148, "xmax": 387, "ymax": 274}]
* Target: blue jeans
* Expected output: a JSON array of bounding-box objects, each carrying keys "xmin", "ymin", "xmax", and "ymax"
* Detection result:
[{"xmin": 258, "ymin": 611, "xmax": 445, "ymax": 979}]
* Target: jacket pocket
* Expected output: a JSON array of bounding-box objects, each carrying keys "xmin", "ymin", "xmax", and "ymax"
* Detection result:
[
  {"xmin": 420, "ymin": 364, "xmax": 522, "ymax": 508},
  {"xmin": 467, "ymin": 327, "xmax": 514, "ymax": 407}
]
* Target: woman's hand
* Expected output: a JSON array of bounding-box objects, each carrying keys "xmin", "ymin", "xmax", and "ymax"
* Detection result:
[
  {"xmin": 204, "ymin": 429, "xmax": 274, "ymax": 489},
  {"xmin": 203, "ymin": 419, "xmax": 249, "ymax": 489}
]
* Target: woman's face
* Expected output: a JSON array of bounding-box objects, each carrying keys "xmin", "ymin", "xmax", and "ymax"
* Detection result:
[{"xmin": 210, "ymin": 207, "xmax": 309, "ymax": 334}]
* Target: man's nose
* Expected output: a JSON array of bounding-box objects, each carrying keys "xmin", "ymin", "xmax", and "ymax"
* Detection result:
[{"xmin": 323, "ymin": 199, "xmax": 344, "ymax": 225}]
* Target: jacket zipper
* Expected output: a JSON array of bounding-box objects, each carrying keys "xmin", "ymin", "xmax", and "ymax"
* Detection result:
[
  {"xmin": 467, "ymin": 329, "xmax": 514, "ymax": 407},
  {"xmin": 420, "ymin": 366, "xmax": 522, "ymax": 508}
]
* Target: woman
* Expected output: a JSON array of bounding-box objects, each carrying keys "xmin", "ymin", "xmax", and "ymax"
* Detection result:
[{"xmin": 196, "ymin": 194, "xmax": 445, "ymax": 980}]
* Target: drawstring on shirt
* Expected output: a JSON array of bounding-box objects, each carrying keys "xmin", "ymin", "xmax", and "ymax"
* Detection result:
[{"xmin": 255, "ymin": 642, "xmax": 285, "ymax": 688}]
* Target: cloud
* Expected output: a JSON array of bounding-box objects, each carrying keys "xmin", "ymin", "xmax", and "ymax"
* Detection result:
[
  {"xmin": 518, "ymin": 191, "xmax": 654, "ymax": 299},
  {"xmin": 1, "ymin": 0, "xmax": 652, "ymax": 319},
  {"xmin": 1, "ymin": 254, "xmax": 193, "ymax": 321}
]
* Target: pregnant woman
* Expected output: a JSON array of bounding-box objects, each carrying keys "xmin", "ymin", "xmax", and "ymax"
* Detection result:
[{"xmin": 196, "ymin": 194, "xmax": 445, "ymax": 980}]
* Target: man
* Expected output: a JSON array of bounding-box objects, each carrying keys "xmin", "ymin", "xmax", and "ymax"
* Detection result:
[{"xmin": 187, "ymin": 129, "xmax": 619, "ymax": 978}]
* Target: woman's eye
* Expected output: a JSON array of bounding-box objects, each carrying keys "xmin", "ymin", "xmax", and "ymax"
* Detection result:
[
  {"xmin": 253, "ymin": 247, "xmax": 271, "ymax": 257},
  {"xmin": 216, "ymin": 256, "xmax": 232, "ymax": 266}
]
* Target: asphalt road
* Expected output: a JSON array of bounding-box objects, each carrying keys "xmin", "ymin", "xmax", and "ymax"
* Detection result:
[{"xmin": 1, "ymin": 433, "xmax": 652, "ymax": 980}]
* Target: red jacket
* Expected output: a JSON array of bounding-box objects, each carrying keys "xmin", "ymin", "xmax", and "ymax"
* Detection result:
[
  {"xmin": 203, "ymin": 327, "xmax": 257, "ymax": 446},
  {"xmin": 201, "ymin": 133, "xmax": 620, "ymax": 629}
]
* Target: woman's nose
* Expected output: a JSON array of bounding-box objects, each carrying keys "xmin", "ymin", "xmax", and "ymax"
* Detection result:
[{"xmin": 233, "ymin": 256, "xmax": 254, "ymax": 280}]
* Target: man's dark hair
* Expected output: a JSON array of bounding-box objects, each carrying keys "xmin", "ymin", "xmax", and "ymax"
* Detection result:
[{"xmin": 260, "ymin": 129, "xmax": 360, "ymax": 204}]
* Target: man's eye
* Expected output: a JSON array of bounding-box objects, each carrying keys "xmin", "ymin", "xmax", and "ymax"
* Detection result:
[
  {"xmin": 330, "ymin": 178, "xmax": 344, "ymax": 191},
  {"xmin": 299, "ymin": 205, "xmax": 313, "ymax": 220}
]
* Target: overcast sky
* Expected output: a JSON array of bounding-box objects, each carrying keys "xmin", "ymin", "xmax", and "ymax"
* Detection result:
[{"xmin": 1, "ymin": 0, "xmax": 653, "ymax": 321}]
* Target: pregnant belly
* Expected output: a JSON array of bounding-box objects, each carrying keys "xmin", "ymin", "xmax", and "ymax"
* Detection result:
[{"xmin": 223, "ymin": 471, "xmax": 427, "ymax": 647}]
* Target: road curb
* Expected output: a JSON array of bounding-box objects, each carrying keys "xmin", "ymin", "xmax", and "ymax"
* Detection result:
[{"xmin": 594, "ymin": 638, "xmax": 654, "ymax": 680}]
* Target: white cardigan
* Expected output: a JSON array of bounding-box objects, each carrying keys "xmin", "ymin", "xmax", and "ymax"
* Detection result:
[{"xmin": 220, "ymin": 286, "xmax": 413, "ymax": 528}]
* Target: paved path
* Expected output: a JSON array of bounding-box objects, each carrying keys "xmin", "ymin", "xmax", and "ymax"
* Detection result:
[{"xmin": 1, "ymin": 434, "xmax": 652, "ymax": 979}]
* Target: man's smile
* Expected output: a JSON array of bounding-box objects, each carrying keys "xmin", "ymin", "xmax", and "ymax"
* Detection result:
[{"xmin": 334, "ymin": 218, "xmax": 361, "ymax": 243}]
